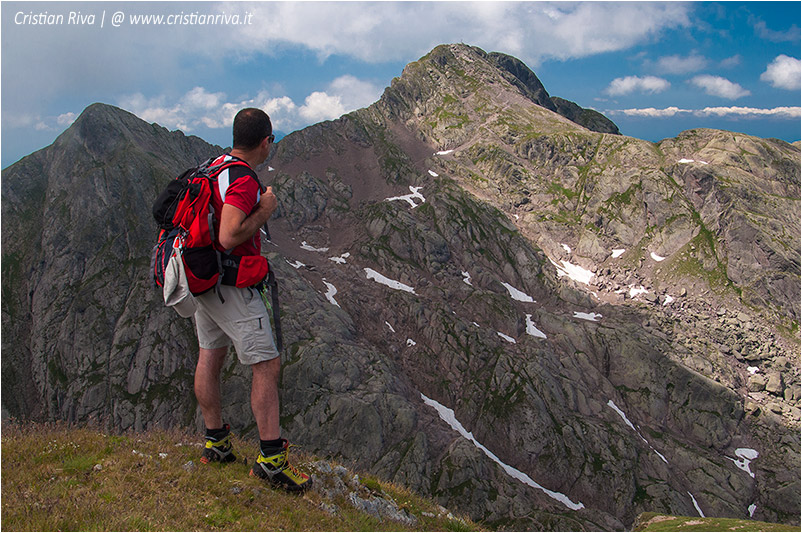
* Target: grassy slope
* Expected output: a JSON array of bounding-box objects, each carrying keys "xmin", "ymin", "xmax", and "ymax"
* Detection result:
[
  {"xmin": 1, "ymin": 422, "xmax": 476, "ymax": 532},
  {"xmin": 633, "ymin": 512, "xmax": 797, "ymax": 532}
]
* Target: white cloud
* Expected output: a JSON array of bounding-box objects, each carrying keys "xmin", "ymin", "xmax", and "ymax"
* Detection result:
[
  {"xmin": 57, "ymin": 112, "xmax": 77, "ymax": 127},
  {"xmin": 227, "ymin": 2, "xmax": 691, "ymax": 66},
  {"xmin": 654, "ymin": 52, "xmax": 708, "ymax": 74},
  {"xmin": 117, "ymin": 75, "xmax": 383, "ymax": 134},
  {"xmin": 6, "ymin": 111, "xmax": 77, "ymax": 132},
  {"xmin": 719, "ymin": 55, "xmax": 742, "ymax": 69},
  {"xmin": 262, "ymin": 96, "xmax": 298, "ymax": 128},
  {"xmin": 753, "ymin": 19, "xmax": 801, "ymax": 43},
  {"xmin": 690, "ymin": 75, "xmax": 751, "ymax": 99},
  {"xmin": 297, "ymin": 75, "xmax": 383, "ymax": 123},
  {"xmin": 329, "ymin": 75, "xmax": 384, "ymax": 111},
  {"xmin": 697, "ymin": 106, "xmax": 801, "ymax": 118},
  {"xmin": 299, "ymin": 91, "xmax": 346, "ymax": 122},
  {"xmin": 615, "ymin": 106, "xmax": 690, "ymax": 117},
  {"xmin": 610, "ymin": 106, "xmax": 800, "ymax": 119},
  {"xmin": 605, "ymin": 76, "xmax": 671, "ymax": 96},
  {"xmin": 760, "ymin": 55, "xmax": 801, "ymax": 90}
]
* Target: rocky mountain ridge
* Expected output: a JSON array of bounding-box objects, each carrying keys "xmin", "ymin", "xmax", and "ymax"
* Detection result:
[{"xmin": 2, "ymin": 44, "xmax": 799, "ymax": 531}]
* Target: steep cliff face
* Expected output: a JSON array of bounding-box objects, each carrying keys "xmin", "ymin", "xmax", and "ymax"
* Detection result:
[
  {"xmin": 1, "ymin": 104, "xmax": 221, "ymax": 427},
  {"xmin": 2, "ymin": 44, "xmax": 799, "ymax": 531}
]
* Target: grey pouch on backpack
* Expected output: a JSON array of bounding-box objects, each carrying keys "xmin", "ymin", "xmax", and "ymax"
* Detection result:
[{"xmin": 163, "ymin": 241, "xmax": 198, "ymax": 318}]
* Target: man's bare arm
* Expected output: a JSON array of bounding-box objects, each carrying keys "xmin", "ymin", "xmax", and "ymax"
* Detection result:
[{"xmin": 218, "ymin": 187, "xmax": 278, "ymax": 250}]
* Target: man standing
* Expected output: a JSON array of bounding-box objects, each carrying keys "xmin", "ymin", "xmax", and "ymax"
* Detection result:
[{"xmin": 193, "ymin": 108, "xmax": 311, "ymax": 492}]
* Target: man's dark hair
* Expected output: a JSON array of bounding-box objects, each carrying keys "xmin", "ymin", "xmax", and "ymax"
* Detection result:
[{"xmin": 233, "ymin": 108, "xmax": 272, "ymax": 150}]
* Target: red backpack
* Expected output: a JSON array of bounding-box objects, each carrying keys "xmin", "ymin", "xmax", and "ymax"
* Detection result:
[{"xmin": 151, "ymin": 157, "xmax": 268, "ymax": 296}]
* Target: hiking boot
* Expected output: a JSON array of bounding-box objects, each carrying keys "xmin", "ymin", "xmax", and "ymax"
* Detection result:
[
  {"xmin": 249, "ymin": 439, "xmax": 312, "ymax": 492},
  {"xmin": 200, "ymin": 424, "xmax": 236, "ymax": 464}
]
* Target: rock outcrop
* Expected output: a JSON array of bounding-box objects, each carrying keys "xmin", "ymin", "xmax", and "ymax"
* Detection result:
[{"xmin": 2, "ymin": 44, "xmax": 799, "ymax": 530}]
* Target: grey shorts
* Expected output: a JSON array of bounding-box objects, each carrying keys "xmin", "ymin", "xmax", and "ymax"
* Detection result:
[{"xmin": 194, "ymin": 284, "xmax": 279, "ymax": 365}]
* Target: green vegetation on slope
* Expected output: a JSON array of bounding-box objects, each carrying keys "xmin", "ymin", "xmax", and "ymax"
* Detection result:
[
  {"xmin": 633, "ymin": 512, "xmax": 796, "ymax": 532},
  {"xmin": 1, "ymin": 422, "xmax": 477, "ymax": 532}
]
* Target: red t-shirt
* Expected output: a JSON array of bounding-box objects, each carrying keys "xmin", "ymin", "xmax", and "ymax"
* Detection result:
[{"xmin": 209, "ymin": 154, "xmax": 263, "ymax": 257}]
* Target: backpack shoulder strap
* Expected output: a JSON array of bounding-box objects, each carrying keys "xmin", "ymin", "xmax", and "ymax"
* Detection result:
[
  {"xmin": 203, "ymin": 155, "xmax": 251, "ymax": 179},
  {"xmin": 206, "ymin": 157, "xmax": 256, "ymax": 203}
]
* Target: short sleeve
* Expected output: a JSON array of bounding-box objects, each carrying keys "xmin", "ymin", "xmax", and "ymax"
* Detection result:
[{"xmin": 224, "ymin": 169, "xmax": 260, "ymax": 215}]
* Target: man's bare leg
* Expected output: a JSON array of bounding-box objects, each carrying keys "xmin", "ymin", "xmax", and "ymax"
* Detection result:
[
  {"xmin": 194, "ymin": 346, "xmax": 228, "ymax": 429},
  {"xmin": 251, "ymin": 357, "xmax": 281, "ymax": 441}
]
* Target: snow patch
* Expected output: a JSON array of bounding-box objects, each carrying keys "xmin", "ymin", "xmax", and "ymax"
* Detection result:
[
  {"xmin": 611, "ymin": 248, "xmax": 626, "ymax": 258},
  {"xmin": 688, "ymin": 492, "xmax": 705, "ymax": 517},
  {"xmin": 420, "ymin": 393, "xmax": 585, "ymax": 511},
  {"xmin": 608, "ymin": 400, "xmax": 641, "ymax": 436},
  {"xmin": 550, "ymin": 259, "xmax": 594, "ymax": 285},
  {"xmin": 748, "ymin": 503, "xmax": 757, "ymax": 517},
  {"xmin": 663, "ymin": 295, "xmax": 674, "ymax": 306},
  {"xmin": 287, "ymin": 260, "xmax": 305, "ymax": 269},
  {"xmin": 322, "ymin": 280, "xmax": 340, "ymax": 308},
  {"xmin": 435, "ymin": 149, "xmax": 454, "ymax": 155},
  {"xmin": 462, "ymin": 271, "xmax": 473, "ymax": 286},
  {"xmin": 301, "ymin": 241, "xmax": 329, "ymax": 253},
  {"xmin": 748, "ymin": 366, "xmax": 759, "ymax": 374},
  {"xmin": 364, "ymin": 268, "xmax": 416, "ymax": 294},
  {"xmin": 678, "ymin": 158, "xmax": 709, "ymax": 165},
  {"xmin": 497, "ymin": 332, "xmax": 516, "ymax": 344},
  {"xmin": 650, "ymin": 252, "xmax": 666, "ymax": 262},
  {"xmin": 501, "ymin": 282, "xmax": 535, "ymax": 303},
  {"xmin": 386, "ymin": 322, "xmax": 396, "ymax": 333},
  {"xmin": 727, "ymin": 448, "xmax": 758, "ymax": 478},
  {"xmin": 406, "ymin": 339, "xmax": 417, "ymax": 347},
  {"xmin": 525, "ymin": 315, "xmax": 547, "ymax": 339},
  {"xmin": 653, "ymin": 449, "xmax": 669, "ymax": 464},
  {"xmin": 386, "ymin": 186, "xmax": 426, "ymax": 209},
  {"xmin": 428, "ymin": 170, "xmax": 439, "ymax": 177},
  {"xmin": 629, "ymin": 285, "xmax": 649, "ymax": 298},
  {"xmin": 561, "ymin": 243, "xmax": 572, "ymax": 253},
  {"xmin": 329, "ymin": 252, "xmax": 350, "ymax": 264},
  {"xmin": 574, "ymin": 311, "xmax": 602, "ymax": 322},
  {"xmin": 608, "ymin": 400, "xmax": 669, "ymax": 464}
]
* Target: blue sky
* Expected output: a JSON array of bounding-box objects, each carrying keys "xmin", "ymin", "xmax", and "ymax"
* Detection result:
[{"xmin": 2, "ymin": 1, "xmax": 800, "ymax": 168}]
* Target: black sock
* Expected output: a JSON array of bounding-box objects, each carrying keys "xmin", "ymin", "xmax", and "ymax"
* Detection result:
[
  {"xmin": 260, "ymin": 438, "xmax": 284, "ymax": 454},
  {"xmin": 206, "ymin": 426, "xmax": 229, "ymax": 441}
]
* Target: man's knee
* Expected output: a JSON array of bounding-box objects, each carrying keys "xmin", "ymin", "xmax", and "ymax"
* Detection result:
[
  {"xmin": 197, "ymin": 346, "xmax": 229, "ymax": 374},
  {"xmin": 251, "ymin": 356, "xmax": 281, "ymax": 380}
]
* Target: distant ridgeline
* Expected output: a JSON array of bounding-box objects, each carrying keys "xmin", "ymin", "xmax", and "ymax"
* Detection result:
[{"xmin": 2, "ymin": 44, "xmax": 799, "ymax": 531}]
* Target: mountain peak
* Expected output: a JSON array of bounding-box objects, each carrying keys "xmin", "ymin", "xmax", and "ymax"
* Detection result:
[
  {"xmin": 51, "ymin": 102, "xmax": 221, "ymax": 165},
  {"xmin": 53, "ymin": 102, "xmax": 156, "ymax": 158},
  {"xmin": 380, "ymin": 44, "xmax": 618, "ymax": 137},
  {"xmin": 486, "ymin": 51, "xmax": 553, "ymax": 108}
]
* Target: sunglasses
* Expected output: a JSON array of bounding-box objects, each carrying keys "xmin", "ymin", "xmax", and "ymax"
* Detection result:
[{"xmin": 267, "ymin": 134, "xmax": 275, "ymax": 144}]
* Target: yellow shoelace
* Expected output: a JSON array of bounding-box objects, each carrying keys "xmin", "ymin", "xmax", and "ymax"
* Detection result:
[{"xmin": 283, "ymin": 444, "xmax": 306, "ymax": 478}]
